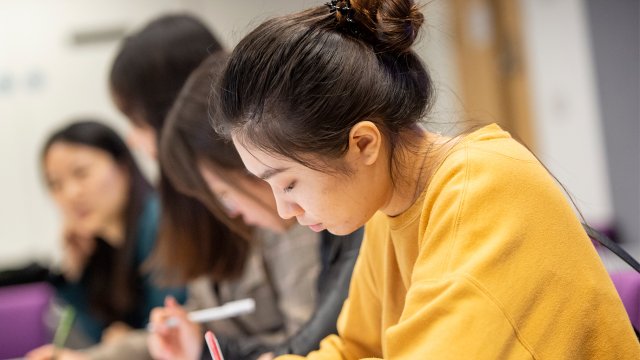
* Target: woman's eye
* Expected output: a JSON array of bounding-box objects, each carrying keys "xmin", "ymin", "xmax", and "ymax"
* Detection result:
[
  {"xmin": 48, "ymin": 180, "xmax": 62, "ymax": 192},
  {"xmin": 73, "ymin": 166, "xmax": 89, "ymax": 179},
  {"xmin": 283, "ymin": 182, "xmax": 296, "ymax": 193}
]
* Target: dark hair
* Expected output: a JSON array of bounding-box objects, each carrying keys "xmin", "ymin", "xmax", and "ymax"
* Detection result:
[
  {"xmin": 108, "ymin": 14, "xmax": 246, "ymax": 283},
  {"xmin": 41, "ymin": 120, "xmax": 153, "ymax": 325},
  {"xmin": 213, "ymin": 0, "xmax": 432, "ymax": 178},
  {"xmin": 110, "ymin": 14, "xmax": 223, "ymax": 133},
  {"xmin": 151, "ymin": 53, "xmax": 252, "ymax": 284}
]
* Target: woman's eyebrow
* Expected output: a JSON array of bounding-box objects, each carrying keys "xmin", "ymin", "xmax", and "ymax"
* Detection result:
[{"xmin": 258, "ymin": 167, "xmax": 289, "ymax": 181}]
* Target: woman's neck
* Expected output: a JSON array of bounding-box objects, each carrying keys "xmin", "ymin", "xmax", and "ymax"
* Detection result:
[{"xmin": 381, "ymin": 127, "xmax": 453, "ymax": 217}]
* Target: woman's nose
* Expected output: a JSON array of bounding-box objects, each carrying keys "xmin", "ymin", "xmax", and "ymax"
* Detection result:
[
  {"xmin": 62, "ymin": 181, "xmax": 82, "ymax": 202},
  {"xmin": 274, "ymin": 195, "xmax": 303, "ymax": 220}
]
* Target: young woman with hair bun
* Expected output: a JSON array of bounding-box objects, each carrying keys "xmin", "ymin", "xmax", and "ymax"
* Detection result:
[{"xmin": 213, "ymin": 0, "xmax": 640, "ymax": 358}]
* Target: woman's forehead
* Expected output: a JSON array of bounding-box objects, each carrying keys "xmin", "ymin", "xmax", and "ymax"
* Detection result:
[
  {"xmin": 231, "ymin": 138, "xmax": 284, "ymax": 175},
  {"xmin": 46, "ymin": 142, "xmax": 106, "ymax": 163},
  {"xmin": 230, "ymin": 134, "xmax": 335, "ymax": 179}
]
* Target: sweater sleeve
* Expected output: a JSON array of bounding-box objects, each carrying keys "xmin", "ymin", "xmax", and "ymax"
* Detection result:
[
  {"xmin": 382, "ymin": 276, "xmax": 532, "ymax": 359},
  {"xmin": 83, "ymin": 330, "xmax": 152, "ymax": 360}
]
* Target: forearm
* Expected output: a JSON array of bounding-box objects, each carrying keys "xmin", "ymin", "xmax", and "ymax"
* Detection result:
[{"xmin": 82, "ymin": 330, "xmax": 151, "ymax": 360}]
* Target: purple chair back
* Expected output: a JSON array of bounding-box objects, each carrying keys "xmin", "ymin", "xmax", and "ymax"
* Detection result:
[
  {"xmin": 610, "ymin": 271, "xmax": 640, "ymax": 330},
  {"xmin": 0, "ymin": 282, "xmax": 53, "ymax": 359}
]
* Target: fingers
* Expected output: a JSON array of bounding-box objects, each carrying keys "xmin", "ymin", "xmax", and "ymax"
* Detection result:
[
  {"xmin": 164, "ymin": 295, "xmax": 179, "ymax": 308},
  {"xmin": 150, "ymin": 297, "xmax": 196, "ymax": 336},
  {"xmin": 148, "ymin": 302, "xmax": 191, "ymax": 360},
  {"xmin": 60, "ymin": 223, "xmax": 96, "ymax": 281},
  {"xmin": 148, "ymin": 298, "xmax": 206, "ymax": 360},
  {"xmin": 257, "ymin": 353, "xmax": 276, "ymax": 360},
  {"xmin": 76, "ymin": 234, "xmax": 96, "ymax": 257},
  {"xmin": 102, "ymin": 321, "xmax": 132, "ymax": 344},
  {"xmin": 64, "ymin": 229, "xmax": 94, "ymax": 256},
  {"xmin": 147, "ymin": 331, "xmax": 175, "ymax": 360},
  {"xmin": 148, "ymin": 306, "xmax": 180, "ymax": 359},
  {"xmin": 149, "ymin": 300, "xmax": 190, "ymax": 332},
  {"xmin": 63, "ymin": 218, "xmax": 90, "ymax": 242},
  {"xmin": 163, "ymin": 296, "xmax": 190, "ymax": 324},
  {"xmin": 149, "ymin": 306, "xmax": 173, "ymax": 335},
  {"xmin": 25, "ymin": 344, "xmax": 55, "ymax": 360}
]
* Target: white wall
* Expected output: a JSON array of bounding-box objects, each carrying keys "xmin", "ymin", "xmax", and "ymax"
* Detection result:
[
  {"xmin": 585, "ymin": 0, "xmax": 640, "ymax": 257},
  {"xmin": 0, "ymin": 0, "xmax": 200, "ymax": 267},
  {"xmin": 519, "ymin": 0, "xmax": 616, "ymax": 240},
  {"xmin": 0, "ymin": 0, "xmax": 460, "ymax": 268}
]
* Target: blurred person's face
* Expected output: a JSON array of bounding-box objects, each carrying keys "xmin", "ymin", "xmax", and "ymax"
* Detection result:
[
  {"xmin": 44, "ymin": 142, "xmax": 129, "ymax": 235},
  {"xmin": 199, "ymin": 162, "xmax": 293, "ymax": 234}
]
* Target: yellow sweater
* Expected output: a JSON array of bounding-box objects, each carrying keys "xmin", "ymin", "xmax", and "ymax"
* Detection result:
[{"xmin": 277, "ymin": 124, "xmax": 639, "ymax": 359}]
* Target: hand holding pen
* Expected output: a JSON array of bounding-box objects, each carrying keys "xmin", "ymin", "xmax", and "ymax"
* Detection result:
[
  {"xmin": 25, "ymin": 307, "xmax": 86, "ymax": 360},
  {"xmin": 148, "ymin": 296, "xmax": 255, "ymax": 359},
  {"xmin": 148, "ymin": 296, "xmax": 203, "ymax": 360}
]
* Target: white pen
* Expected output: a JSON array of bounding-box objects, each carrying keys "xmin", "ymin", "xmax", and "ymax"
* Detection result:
[{"xmin": 148, "ymin": 298, "xmax": 255, "ymax": 331}]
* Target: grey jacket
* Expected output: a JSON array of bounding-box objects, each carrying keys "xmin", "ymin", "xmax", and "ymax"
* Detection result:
[{"xmin": 213, "ymin": 227, "xmax": 364, "ymax": 359}]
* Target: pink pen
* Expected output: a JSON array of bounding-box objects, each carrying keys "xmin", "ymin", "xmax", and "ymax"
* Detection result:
[{"xmin": 205, "ymin": 331, "xmax": 225, "ymax": 360}]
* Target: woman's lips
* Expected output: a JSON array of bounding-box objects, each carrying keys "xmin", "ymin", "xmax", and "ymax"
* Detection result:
[
  {"xmin": 73, "ymin": 207, "xmax": 91, "ymax": 219},
  {"xmin": 308, "ymin": 223, "xmax": 325, "ymax": 232}
]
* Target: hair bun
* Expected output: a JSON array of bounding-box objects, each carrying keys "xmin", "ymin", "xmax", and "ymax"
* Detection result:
[{"xmin": 351, "ymin": 0, "xmax": 424, "ymax": 53}]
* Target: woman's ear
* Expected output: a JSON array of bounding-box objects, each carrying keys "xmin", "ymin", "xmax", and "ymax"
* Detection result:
[{"xmin": 347, "ymin": 121, "xmax": 383, "ymax": 166}]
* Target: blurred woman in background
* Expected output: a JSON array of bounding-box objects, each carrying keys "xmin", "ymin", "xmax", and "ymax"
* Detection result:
[
  {"xmin": 26, "ymin": 120, "xmax": 185, "ymax": 360},
  {"xmin": 109, "ymin": 13, "xmax": 222, "ymax": 158},
  {"xmin": 146, "ymin": 53, "xmax": 362, "ymax": 360}
]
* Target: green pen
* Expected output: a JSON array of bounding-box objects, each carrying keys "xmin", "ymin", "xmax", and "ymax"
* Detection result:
[{"xmin": 52, "ymin": 306, "xmax": 76, "ymax": 349}]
